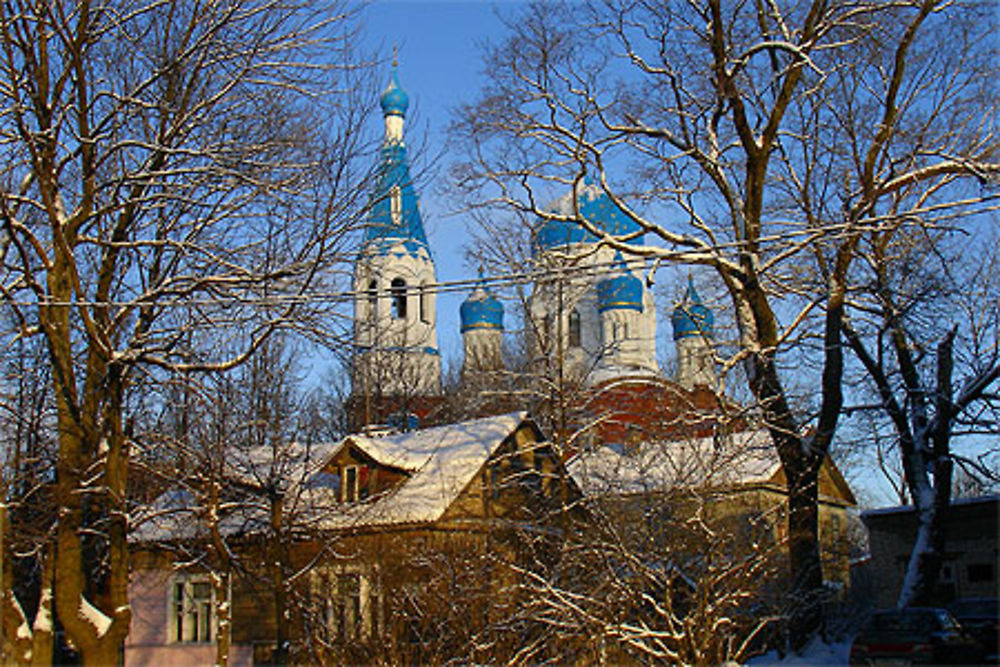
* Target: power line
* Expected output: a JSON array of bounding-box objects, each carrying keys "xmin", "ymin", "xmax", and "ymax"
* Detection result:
[{"xmin": 0, "ymin": 254, "xmax": 662, "ymax": 310}]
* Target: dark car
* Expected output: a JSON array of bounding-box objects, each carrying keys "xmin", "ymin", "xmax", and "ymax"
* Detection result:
[
  {"xmin": 948, "ymin": 598, "xmax": 999, "ymax": 662},
  {"xmin": 850, "ymin": 607, "xmax": 983, "ymax": 665}
]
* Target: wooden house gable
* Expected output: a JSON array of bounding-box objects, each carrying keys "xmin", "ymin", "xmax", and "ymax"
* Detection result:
[{"xmin": 443, "ymin": 422, "xmax": 579, "ymax": 523}]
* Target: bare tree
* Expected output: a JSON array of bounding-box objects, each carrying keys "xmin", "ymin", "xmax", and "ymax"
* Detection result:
[
  {"xmin": 0, "ymin": 0, "xmax": 373, "ymax": 661},
  {"xmin": 841, "ymin": 228, "xmax": 1000, "ymax": 606},
  {"xmin": 452, "ymin": 0, "xmax": 999, "ymax": 646}
]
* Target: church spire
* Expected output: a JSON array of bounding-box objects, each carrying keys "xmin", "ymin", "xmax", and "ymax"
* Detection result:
[{"xmin": 364, "ymin": 61, "xmax": 428, "ymax": 255}]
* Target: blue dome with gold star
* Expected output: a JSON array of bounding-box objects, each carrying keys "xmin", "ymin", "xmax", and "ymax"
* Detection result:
[
  {"xmin": 596, "ymin": 254, "xmax": 644, "ymax": 313},
  {"xmin": 380, "ymin": 68, "xmax": 409, "ymax": 117},
  {"xmin": 460, "ymin": 281, "xmax": 504, "ymax": 333},
  {"xmin": 535, "ymin": 178, "xmax": 645, "ymax": 252},
  {"xmin": 671, "ymin": 277, "xmax": 713, "ymax": 339}
]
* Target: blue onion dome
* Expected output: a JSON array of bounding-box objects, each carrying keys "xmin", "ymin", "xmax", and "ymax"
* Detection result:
[
  {"xmin": 671, "ymin": 277, "xmax": 714, "ymax": 340},
  {"xmin": 534, "ymin": 177, "xmax": 645, "ymax": 252},
  {"xmin": 596, "ymin": 254, "xmax": 644, "ymax": 313},
  {"xmin": 379, "ymin": 67, "xmax": 409, "ymax": 117},
  {"xmin": 535, "ymin": 214, "xmax": 597, "ymax": 249},
  {"xmin": 461, "ymin": 281, "xmax": 504, "ymax": 333}
]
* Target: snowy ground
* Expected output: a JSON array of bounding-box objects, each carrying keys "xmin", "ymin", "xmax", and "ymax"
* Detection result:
[{"xmin": 746, "ymin": 639, "xmax": 851, "ymax": 666}]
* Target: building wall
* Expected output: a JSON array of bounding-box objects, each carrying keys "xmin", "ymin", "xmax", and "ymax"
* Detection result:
[
  {"xmin": 529, "ymin": 245, "xmax": 657, "ymax": 385},
  {"xmin": 126, "ymin": 567, "xmax": 254, "ymax": 667},
  {"xmin": 863, "ymin": 495, "xmax": 999, "ymax": 608}
]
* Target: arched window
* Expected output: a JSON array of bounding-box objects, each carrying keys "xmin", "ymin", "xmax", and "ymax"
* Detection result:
[
  {"xmin": 391, "ymin": 277, "xmax": 407, "ymax": 319},
  {"xmin": 367, "ymin": 279, "xmax": 378, "ymax": 319},
  {"xmin": 568, "ymin": 310, "xmax": 582, "ymax": 348},
  {"xmin": 390, "ymin": 185, "xmax": 402, "ymax": 225}
]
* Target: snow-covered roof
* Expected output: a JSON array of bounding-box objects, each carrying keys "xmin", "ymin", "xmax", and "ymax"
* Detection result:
[
  {"xmin": 130, "ymin": 440, "xmax": 342, "ymax": 543},
  {"xmin": 228, "ymin": 440, "xmax": 341, "ymax": 489},
  {"xmin": 567, "ymin": 429, "xmax": 780, "ymax": 497},
  {"xmin": 318, "ymin": 411, "xmax": 530, "ymax": 528},
  {"xmin": 862, "ymin": 493, "xmax": 999, "ymax": 518},
  {"xmin": 132, "ymin": 412, "xmax": 534, "ymax": 543}
]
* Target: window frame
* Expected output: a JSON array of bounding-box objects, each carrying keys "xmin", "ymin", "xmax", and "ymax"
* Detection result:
[
  {"xmin": 312, "ymin": 568, "xmax": 380, "ymax": 642},
  {"xmin": 367, "ymin": 279, "xmax": 378, "ymax": 319},
  {"xmin": 168, "ymin": 575, "xmax": 217, "ymax": 645},
  {"xmin": 342, "ymin": 465, "xmax": 359, "ymax": 503}
]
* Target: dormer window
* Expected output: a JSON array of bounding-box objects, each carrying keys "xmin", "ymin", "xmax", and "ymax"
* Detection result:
[
  {"xmin": 342, "ymin": 465, "xmax": 359, "ymax": 503},
  {"xmin": 390, "ymin": 185, "xmax": 402, "ymax": 225}
]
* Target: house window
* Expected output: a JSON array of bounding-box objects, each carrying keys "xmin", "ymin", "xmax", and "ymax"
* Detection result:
[
  {"xmin": 314, "ymin": 570, "xmax": 379, "ymax": 642},
  {"xmin": 568, "ymin": 310, "xmax": 581, "ymax": 348},
  {"xmin": 391, "ymin": 278, "xmax": 407, "ymax": 319},
  {"xmin": 612, "ymin": 321, "xmax": 623, "ymax": 341},
  {"xmin": 336, "ymin": 574, "xmax": 362, "ymax": 640},
  {"xmin": 342, "ymin": 465, "xmax": 359, "ymax": 503},
  {"xmin": 390, "ymin": 185, "xmax": 402, "ymax": 225},
  {"xmin": 968, "ymin": 563, "xmax": 994, "ymax": 583},
  {"xmin": 170, "ymin": 576, "xmax": 215, "ymax": 643}
]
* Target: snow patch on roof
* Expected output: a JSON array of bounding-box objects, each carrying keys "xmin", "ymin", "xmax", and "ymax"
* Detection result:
[{"xmin": 568, "ymin": 429, "xmax": 779, "ymax": 496}]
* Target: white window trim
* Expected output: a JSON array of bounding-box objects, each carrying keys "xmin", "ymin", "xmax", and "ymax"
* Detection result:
[
  {"xmin": 342, "ymin": 465, "xmax": 359, "ymax": 503},
  {"xmin": 167, "ymin": 574, "xmax": 219, "ymax": 645}
]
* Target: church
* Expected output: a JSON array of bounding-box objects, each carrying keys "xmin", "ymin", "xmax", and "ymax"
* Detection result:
[
  {"xmin": 347, "ymin": 64, "xmax": 720, "ymax": 440},
  {"xmin": 123, "ymin": 66, "xmax": 855, "ymax": 665}
]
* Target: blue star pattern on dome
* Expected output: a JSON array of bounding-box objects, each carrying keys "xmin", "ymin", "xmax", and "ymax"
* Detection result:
[
  {"xmin": 534, "ymin": 177, "xmax": 645, "ymax": 252},
  {"xmin": 596, "ymin": 253, "xmax": 644, "ymax": 313},
  {"xmin": 671, "ymin": 276, "xmax": 714, "ymax": 340},
  {"xmin": 460, "ymin": 277, "xmax": 504, "ymax": 332}
]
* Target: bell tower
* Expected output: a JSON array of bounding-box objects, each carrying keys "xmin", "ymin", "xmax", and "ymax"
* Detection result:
[{"xmin": 351, "ymin": 62, "xmax": 441, "ymax": 429}]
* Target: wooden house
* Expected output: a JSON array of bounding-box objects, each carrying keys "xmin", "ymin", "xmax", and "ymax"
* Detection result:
[
  {"xmin": 126, "ymin": 412, "xmax": 580, "ymax": 665},
  {"xmin": 568, "ymin": 428, "xmax": 857, "ymax": 590}
]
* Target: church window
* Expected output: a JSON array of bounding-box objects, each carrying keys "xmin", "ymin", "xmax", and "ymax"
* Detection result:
[
  {"xmin": 391, "ymin": 278, "xmax": 407, "ymax": 319},
  {"xmin": 367, "ymin": 279, "xmax": 377, "ymax": 318},
  {"xmin": 170, "ymin": 576, "xmax": 215, "ymax": 643},
  {"xmin": 568, "ymin": 310, "xmax": 581, "ymax": 348},
  {"xmin": 390, "ymin": 185, "xmax": 402, "ymax": 225}
]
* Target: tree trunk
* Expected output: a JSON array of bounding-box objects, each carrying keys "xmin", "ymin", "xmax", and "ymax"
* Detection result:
[
  {"xmin": 212, "ymin": 571, "xmax": 231, "ymax": 667},
  {"xmin": 784, "ymin": 461, "xmax": 824, "ymax": 648},
  {"xmin": 269, "ymin": 492, "xmax": 288, "ymax": 665}
]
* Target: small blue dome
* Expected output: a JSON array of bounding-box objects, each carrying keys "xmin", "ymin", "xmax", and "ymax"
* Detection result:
[
  {"xmin": 461, "ymin": 283, "xmax": 504, "ymax": 332},
  {"xmin": 379, "ymin": 68, "xmax": 409, "ymax": 117},
  {"xmin": 597, "ymin": 255, "xmax": 644, "ymax": 313},
  {"xmin": 671, "ymin": 278, "xmax": 714, "ymax": 340}
]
